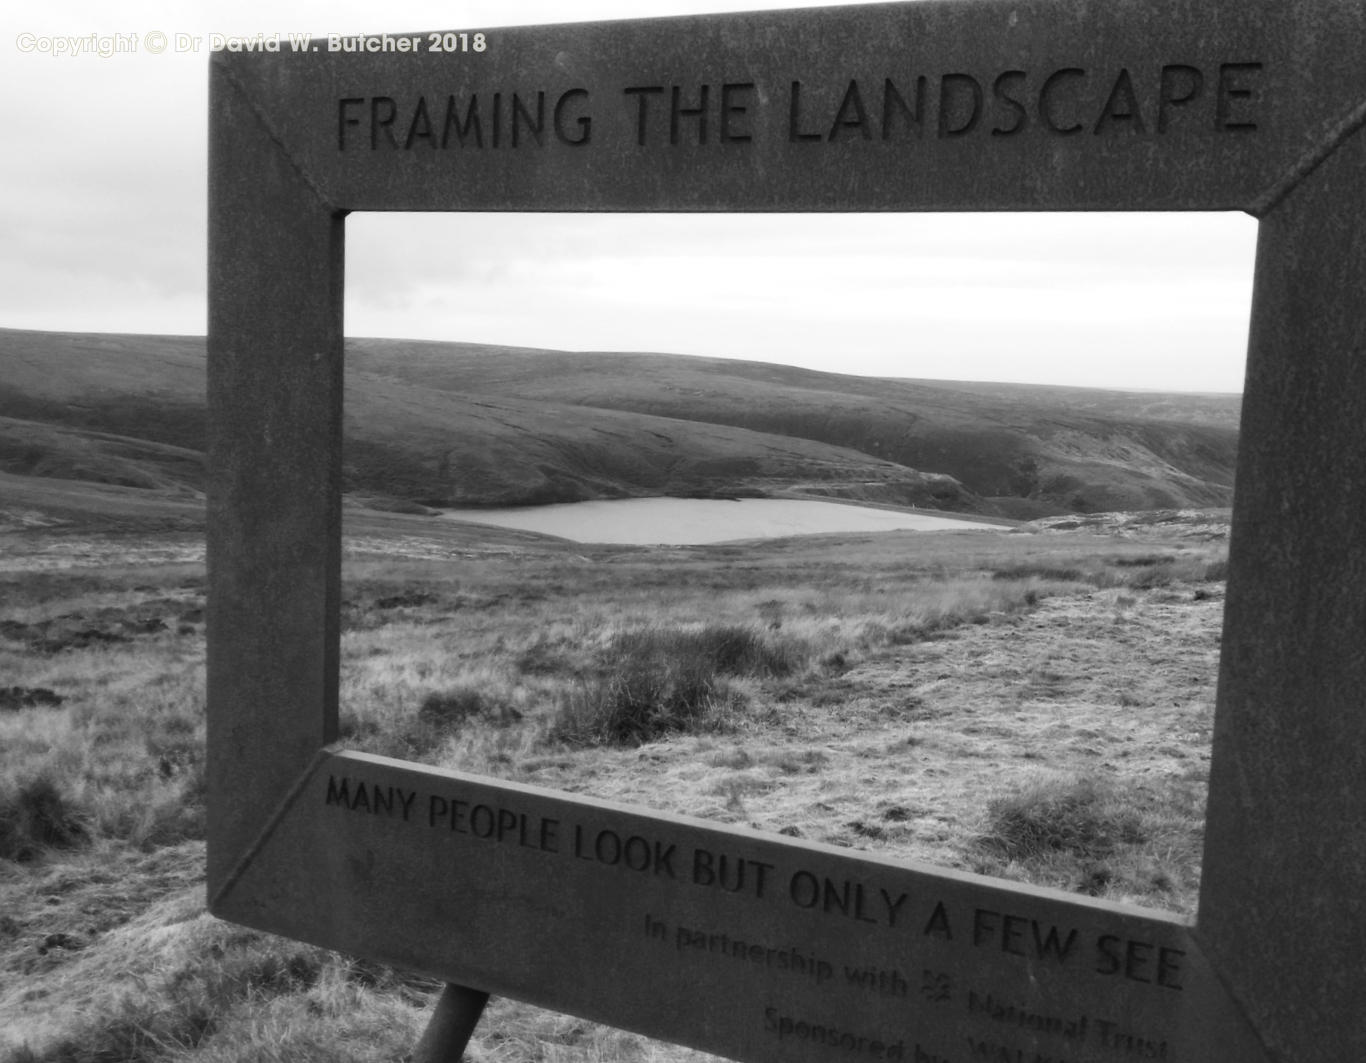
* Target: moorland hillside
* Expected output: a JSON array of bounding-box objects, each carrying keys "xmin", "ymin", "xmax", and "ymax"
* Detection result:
[{"xmin": 0, "ymin": 328, "xmax": 1241, "ymax": 516}]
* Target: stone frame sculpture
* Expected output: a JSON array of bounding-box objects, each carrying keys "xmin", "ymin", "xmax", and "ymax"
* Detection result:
[{"xmin": 207, "ymin": 5, "xmax": 1366, "ymax": 1061}]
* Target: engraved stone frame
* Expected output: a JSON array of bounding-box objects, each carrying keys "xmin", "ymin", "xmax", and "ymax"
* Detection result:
[{"xmin": 207, "ymin": 5, "xmax": 1366, "ymax": 1061}]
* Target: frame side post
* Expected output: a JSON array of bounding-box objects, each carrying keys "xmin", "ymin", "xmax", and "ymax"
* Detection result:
[
  {"xmin": 206, "ymin": 58, "xmax": 344, "ymax": 899},
  {"xmin": 1200, "ymin": 132, "xmax": 1366, "ymax": 1059},
  {"xmin": 412, "ymin": 985, "xmax": 491, "ymax": 1063}
]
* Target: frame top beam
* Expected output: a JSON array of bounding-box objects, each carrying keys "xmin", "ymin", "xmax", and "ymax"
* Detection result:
[{"xmin": 212, "ymin": 0, "xmax": 1366, "ymax": 215}]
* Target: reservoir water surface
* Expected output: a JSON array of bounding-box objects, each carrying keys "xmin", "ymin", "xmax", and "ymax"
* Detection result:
[{"xmin": 442, "ymin": 497, "xmax": 1005, "ymax": 546}]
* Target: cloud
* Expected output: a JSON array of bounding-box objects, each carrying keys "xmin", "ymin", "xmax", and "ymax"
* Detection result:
[
  {"xmin": 345, "ymin": 212, "xmax": 1256, "ymax": 391},
  {"xmin": 2, "ymin": 0, "xmax": 1257, "ymax": 390}
]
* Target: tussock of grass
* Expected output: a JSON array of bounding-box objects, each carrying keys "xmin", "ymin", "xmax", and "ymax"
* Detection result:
[
  {"xmin": 339, "ymin": 710, "xmax": 448, "ymax": 762},
  {"xmin": 980, "ymin": 775, "xmax": 1146, "ymax": 861},
  {"xmin": 340, "ymin": 684, "xmax": 529, "ymax": 766},
  {"xmin": 73, "ymin": 693, "xmax": 207, "ymax": 850},
  {"xmin": 551, "ymin": 658, "xmax": 739, "ymax": 746},
  {"xmin": 420, "ymin": 686, "xmax": 520, "ymax": 728},
  {"xmin": 336, "ymin": 639, "xmax": 532, "ymax": 763},
  {"xmin": 1203, "ymin": 559, "xmax": 1229, "ymax": 581},
  {"xmin": 707, "ymin": 747, "xmax": 754, "ymax": 770},
  {"xmin": 514, "ymin": 634, "xmax": 579, "ymax": 677},
  {"xmin": 1121, "ymin": 554, "xmax": 1228, "ymax": 590},
  {"xmin": 0, "ymin": 775, "xmax": 86, "ymax": 862},
  {"xmin": 551, "ymin": 625, "xmax": 800, "ymax": 746},
  {"xmin": 1125, "ymin": 566, "xmax": 1174, "ymax": 590},
  {"xmin": 1110, "ymin": 553, "xmax": 1176, "ymax": 568},
  {"xmin": 610, "ymin": 625, "xmax": 803, "ymax": 679},
  {"xmin": 759, "ymin": 748, "xmax": 828, "ymax": 774},
  {"xmin": 991, "ymin": 564, "xmax": 1088, "ymax": 583},
  {"xmin": 109, "ymin": 777, "xmax": 205, "ymax": 852},
  {"xmin": 975, "ymin": 773, "xmax": 1206, "ymax": 909}
]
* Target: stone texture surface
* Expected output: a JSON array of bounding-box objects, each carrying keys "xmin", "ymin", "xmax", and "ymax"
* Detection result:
[
  {"xmin": 1201, "ymin": 112, "xmax": 1366, "ymax": 1061},
  {"xmin": 215, "ymin": 752, "xmax": 1270, "ymax": 1063},
  {"xmin": 206, "ymin": 61, "xmax": 344, "ymax": 894},
  {"xmin": 209, "ymin": 1, "xmax": 1366, "ymax": 214}
]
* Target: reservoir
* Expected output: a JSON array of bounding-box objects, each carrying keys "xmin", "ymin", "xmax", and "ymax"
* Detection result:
[{"xmin": 442, "ymin": 497, "xmax": 1005, "ymax": 546}]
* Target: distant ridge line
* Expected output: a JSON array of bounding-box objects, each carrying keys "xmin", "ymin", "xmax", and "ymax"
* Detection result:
[{"xmin": 0, "ymin": 327, "xmax": 1240, "ymax": 518}]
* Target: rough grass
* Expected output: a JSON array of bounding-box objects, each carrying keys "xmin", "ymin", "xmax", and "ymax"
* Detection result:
[
  {"xmin": 973, "ymin": 771, "xmax": 1208, "ymax": 905},
  {"xmin": 0, "ymin": 776, "xmax": 86, "ymax": 863},
  {"xmin": 0, "ymin": 570, "xmax": 207, "ymax": 860},
  {"xmin": 991, "ymin": 552, "xmax": 1224, "ymax": 590},
  {"xmin": 980, "ymin": 774, "xmax": 1147, "ymax": 862},
  {"xmin": 550, "ymin": 624, "xmax": 801, "ymax": 745},
  {"xmin": 1, "ymin": 883, "xmax": 426, "ymax": 1063},
  {"xmin": 0, "ymin": 518, "xmax": 1230, "ymax": 1063},
  {"xmin": 551, "ymin": 658, "xmax": 738, "ymax": 746}
]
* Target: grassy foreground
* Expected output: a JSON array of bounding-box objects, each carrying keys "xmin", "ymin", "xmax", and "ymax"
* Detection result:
[{"xmin": 0, "ymin": 512, "xmax": 1228, "ymax": 1063}]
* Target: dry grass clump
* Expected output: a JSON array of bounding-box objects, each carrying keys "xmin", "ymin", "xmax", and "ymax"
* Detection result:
[
  {"xmin": 336, "ymin": 639, "xmax": 533, "ymax": 764},
  {"xmin": 0, "ymin": 568, "xmax": 207, "ymax": 856},
  {"xmin": 0, "ymin": 775, "xmax": 86, "ymax": 862},
  {"xmin": 341, "ymin": 684, "xmax": 528, "ymax": 763},
  {"xmin": 980, "ymin": 775, "xmax": 1147, "ymax": 861},
  {"xmin": 975, "ymin": 772, "xmax": 1207, "ymax": 909},
  {"xmin": 990, "ymin": 564, "xmax": 1089, "ymax": 584},
  {"xmin": 514, "ymin": 634, "xmax": 582, "ymax": 677},
  {"xmin": 614, "ymin": 624, "xmax": 802, "ymax": 679},
  {"xmin": 71, "ymin": 684, "xmax": 206, "ymax": 851},
  {"xmin": 419, "ymin": 685, "xmax": 520, "ymax": 727},
  {"xmin": 345, "ymin": 681, "xmax": 522, "ymax": 755},
  {"xmin": 551, "ymin": 624, "xmax": 799, "ymax": 746}
]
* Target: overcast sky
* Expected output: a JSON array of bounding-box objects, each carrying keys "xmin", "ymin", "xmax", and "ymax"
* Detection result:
[{"xmin": 2, "ymin": 0, "xmax": 1258, "ymax": 392}]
